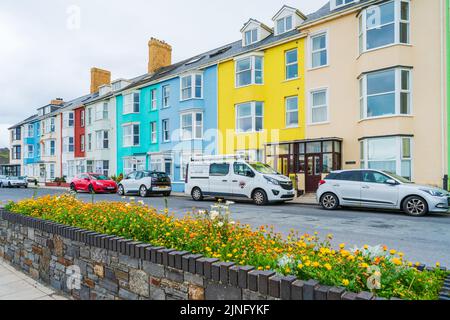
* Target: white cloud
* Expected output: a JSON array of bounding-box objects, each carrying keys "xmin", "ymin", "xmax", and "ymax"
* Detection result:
[{"xmin": 0, "ymin": 0, "xmax": 328, "ymax": 148}]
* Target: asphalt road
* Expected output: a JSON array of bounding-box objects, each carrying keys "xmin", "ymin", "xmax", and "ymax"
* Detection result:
[{"xmin": 1, "ymin": 187, "xmax": 449, "ymax": 267}]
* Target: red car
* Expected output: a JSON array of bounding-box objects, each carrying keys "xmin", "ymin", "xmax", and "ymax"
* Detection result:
[{"xmin": 70, "ymin": 173, "xmax": 117, "ymax": 194}]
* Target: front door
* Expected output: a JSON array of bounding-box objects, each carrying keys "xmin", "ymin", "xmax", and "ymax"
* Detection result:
[{"xmin": 305, "ymin": 154, "xmax": 322, "ymax": 193}]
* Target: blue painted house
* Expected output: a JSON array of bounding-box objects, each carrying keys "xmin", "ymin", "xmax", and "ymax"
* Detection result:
[{"xmin": 22, "ymin": 116, "xmax": 41, "ymax": 178}]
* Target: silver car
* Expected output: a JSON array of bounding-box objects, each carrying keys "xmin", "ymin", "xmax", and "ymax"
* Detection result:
[
  {"xmin": 317, "ymin": 169, "xmax": 450, "ymax": 216},
  {"xmin": 0, "ymin": 176, "xmax": 28, "ymax": 188}
]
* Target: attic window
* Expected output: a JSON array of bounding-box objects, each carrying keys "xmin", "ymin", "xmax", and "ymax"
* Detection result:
[
  {"xmin": 331, "ymin": 0, "xmax": 356, "ymax": 11},
  {"xmin": 244, "ymin": 29, "xmax": 258, "ymax": 46},
  {"xmin": 185, "ymin": 56, "xmax": 205, "ymax": 65},
  {"xmin": 276, "ymin": 15, "xmax": 293, "ymax": 35},
  {"xmin": 209, "ymin": 46, "xmax": 232, "ymax": 58}
]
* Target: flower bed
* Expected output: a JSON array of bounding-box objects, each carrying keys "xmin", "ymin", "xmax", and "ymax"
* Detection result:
[{"xmin": 4, "ymin": 195, "xmax": 448, "ymax": 300}]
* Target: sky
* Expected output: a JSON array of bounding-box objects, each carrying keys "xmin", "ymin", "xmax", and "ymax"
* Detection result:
[{"xmin": 0, "ymin": 0, "xmax": 328, "ymax": 148}]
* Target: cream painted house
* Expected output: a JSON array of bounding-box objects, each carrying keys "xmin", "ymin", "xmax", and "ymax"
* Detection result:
[{"xmin": 298, "ymin": 0, "xmax": 447, "ymax": 191}]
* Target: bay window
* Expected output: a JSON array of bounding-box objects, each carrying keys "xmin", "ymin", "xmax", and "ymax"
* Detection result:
[
  {"xmin": 360, "ymin": 67, "xmax": 411, "ymax": 119},
  {"xmin": 181, "ymin": 112, "xmax": 203, "ymax": 140},
  {"xmin": 95, "ymin": 160, "xmax": 110, "ymax": 177},
  {"xmin": 359, "ymin": 0, "xmax": 410, "ymax": 53},
  {"xmin": 236, "ymin": 102, "xmax": 264, "ymax": 133},
  {"xmin": 360, "ymin": 136, "xmax": 412, "ymax": 180},
  {"xmin": 181, "ymin": 73, "xmax": 203, "ymax": 100},
  {"xmin": 123, "ymin": 157, "xmax": 145, "ymax": 175},
  {"xmin": 235, "ymin": 55, "xmax": 263, "ymax": 87},
  {"xmin": 123, "ymin": 124, "xmax": 140, "ymax": 147},
  {"xmin": 123, "ymin": 92, "xmax": 140, "ymax": 114}
]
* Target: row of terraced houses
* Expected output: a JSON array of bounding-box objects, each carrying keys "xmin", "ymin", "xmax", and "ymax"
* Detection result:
[{"xmin": 4, "ymin": 0, "xmax": 450, "ymax": 193}]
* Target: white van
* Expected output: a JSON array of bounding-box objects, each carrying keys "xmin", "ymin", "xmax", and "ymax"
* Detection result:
[{"xmin": 184, "ymin": 155, "xmax": 295, "ymax": 205}]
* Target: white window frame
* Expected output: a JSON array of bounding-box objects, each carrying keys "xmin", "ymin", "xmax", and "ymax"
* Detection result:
[
  {"xmin": 235, "ymin": 102, "xmax": 264, "ymax": 133},
  {"xmin": 26, "ymin": 124, "xmax": 34, "ymax": 138},
  {"xmin": 285, "ymin": 48, "xmax": 298, "ymax": 80},
  {"xmin": 359, "ymin": 67, "xmax": 412, "ymax": 120},
  {"xmin": 360, "ymin": 136, "xmax": 413, "ymax": 180},
  {"xmin": 63, "ymin": 137, "xmax": 74, "ymax": 153},
  {"xmin": 180, "ymin": 73, "xmax": 203, "ymax": 101},
  {"xmin": 26, "ymin": 145, "xmax": 34, "ymax": 159},
  {"xmin": 244, "ymin": 28, "xmax": 258, "ymax": 46},
  {"xmin": 87, "ymin": 108, "xmax": 93, "ymax": 125},
  {"xmin": 123, "ymin": 156, "xmax": 146, "ymax": 175},
  {"xmin": 358, "ymin": 0, "xmax": 410, "ymax": 54},
  {"xmin": 80, "ymin": 134, "xmax": 85, "ymax": 152},
  {"xmin": 80, "ymin": 110, "xmax": 85, "ymax": 127},
  {"xmin": 95, "ymin": 102, "xmax": 109, "ymax": 121},
  {"xmin": 275, "ymin": 15, "xmax": 293, "ymax": 35},
  {"xmin": 96, "ymin": 130, "xmax": 109, "ymax": 150},
  {"xmin": 150, "ymin": 121, "xmax": 157, "ymax": 144},
  {"xmin": 162, "ymin": 85, "xmax": 170, "ymax": 108},
  {"xmin": 235, "ymin": 54, "xmax": 264, "ymax": 88},
  {"xmin": 285, "ymin": 96, "xmax": 299, "ymax": 128},
  {"xmin": 162, "ymin": 119, "xmax": 170, "ymax": 143},
  {"xmin": 87, "ymin": 134, "xmax": 92, "ymax": 151},
  {"xmin": 309, "ymin": 31, "xmax": 328, "ymax": 69},
  {"xmin": 180, "ymin": 112, "xmax": 203, "ymax": 141},
  {"xmin": 309, "ymin": 88, "xmax": 329, "ymax": 125},
  {"xmin": 122, "ymin": 123, "xmax": 140, "ymax": 147},
  {"xmin": 123, "ymin": 92, "xmax": 140, "ymax": 114},
  {"xmin": 63, "ymin": 112, "xmax": 74, "ymax": 128},
  {"xmin": 151, "ymin": 89, "xmax": 157, "ymax": 110}
]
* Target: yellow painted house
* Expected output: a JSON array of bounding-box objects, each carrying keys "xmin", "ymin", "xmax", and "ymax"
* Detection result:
[{"xmin": 218, "ymin": 6, "xmax": 308, "ymax": 178}]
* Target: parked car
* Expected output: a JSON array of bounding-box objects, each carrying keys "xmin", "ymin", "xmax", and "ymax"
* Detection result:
[
  {"xmin": 0, "ymin": 176, "xmax": 28, "ymax": 188},
  {"xmin": 185, "ymin": 155, "xmax": 294, "ymax": 205},
  {"xmin": 0, "ymin": 175, "xmax": 7, "ymax": 186},
  {"xmin": 117, "ymin": 171, "xmax": 172, "ymax": 197},
  {"xmin": 317, "ymin": 169, "xmax": 450, "ymax": 216},
  {"xmin": 70, "ymin": 173, "xmax": 117, "ymax": 194}
]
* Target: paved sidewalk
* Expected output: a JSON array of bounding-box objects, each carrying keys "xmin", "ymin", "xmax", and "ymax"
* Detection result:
[{"xmin": 0, "ymin": 258, "xmax": 68, "ymax": 300}]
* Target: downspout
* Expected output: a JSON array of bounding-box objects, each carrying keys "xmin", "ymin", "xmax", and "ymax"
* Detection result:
[{"xmin": 442, "ymin": 0, "xmax": 448, "ymax": 188}]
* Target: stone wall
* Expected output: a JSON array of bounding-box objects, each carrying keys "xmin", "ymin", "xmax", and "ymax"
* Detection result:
[{"xmin": 1, "ymin": 210, "xmax": 448, "ymax": 301}]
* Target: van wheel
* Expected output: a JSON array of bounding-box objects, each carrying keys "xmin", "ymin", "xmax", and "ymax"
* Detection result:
[
  {"xmin": 320, "ymin": 193, "xmax": 339, "ymax": 210},
  {"xmin": 139, "ymin": 185, "xmax": 149, "ymax": 198},
  {"xmin": 252, "ymin": 189, "xmax": 267, "ymax": 206},
  {"xmin": 403, "ymin": 196, "xmax": 428, "ymax": 216},
  {"xmin": 191, "ymin": 187, "xmax": 203, "ymax": 201}
]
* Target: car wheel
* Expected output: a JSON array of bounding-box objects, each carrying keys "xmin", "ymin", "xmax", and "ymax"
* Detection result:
[
  {"xmin": 139, "ymin": 185, "xmax": 149, "ymax": 198},
  {"xmin": 117, "ymin": 185, "xmax": 125, "ymax": 196},
  {"xmin": 163, "ymin": 192, "xmax": 171, "ymax": 197},
  {"xmin": 253, "ymin": 189, "xmax": 268, "ymax": 206},
  {"xmin": 88, "ymin": 184, "xmax": 96, "ymax": 194},
  {"xmin": 70, "ymin": 183, "xmax": 77, "ymax": 192},
  {"xmin": 191, "ymin": 187, "xmax": 203, "ymax": 201},
  {"xmin": 403, "ymin": 196, "xmax": 428, "ymax": 216},
  {"xmin": 320, "ymin": 193, "xmax": 340, "ymax": 210}
]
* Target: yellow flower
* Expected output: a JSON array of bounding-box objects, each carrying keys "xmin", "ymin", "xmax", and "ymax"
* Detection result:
[
  {"xmin": 363, "ymin": 245, "xmax": 369, "ymax": 250},
  {"xmin": 297, "ymin": 263, "xmax": 304, "ymax": 270},
  {"xmin": 436, "ymin": 262, "xmax": 441, "ymax": 268},
  {"xmin": 342, "ymin": 279, "xmax": 350, "ymax": 287},
  {"xmin": 258, "ymin": 267, "xmax": 263, "ymax": 271},
  {"xmin": 227, "ymin": 254, "xmax": 233, "ymax": 258},
  {"xmin": 305, "ymin": 260, "xmax": 311, "ymax": 267},
  {"xmin": 390, "ymin": 249, "xmax": 397, "ymax": 255},
  {"xmin": 360, "ymin": 263, "xmax": 369, "ymax": 269},
  {"xmin": 266, "ymin": 266, "xmax": 271, "ymax": 270},
  {"xmin": 339, "ymin": 243, "xmax": 346, "ymax": 249},
  {"xmin": 285, "ymin": 267, "xmax": 291, "ymax": 273},
  {"xmin": 324, "ymin": 263, "xmax": 332, "ymax": 271},
  {"xmin": 392, "ymin": 258, "xmax": 402, "ymax": 266}
]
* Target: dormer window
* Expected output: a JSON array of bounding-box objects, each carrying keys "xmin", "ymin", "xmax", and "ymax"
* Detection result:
[
  {"xmin": 241, "ymin": 19, "xmax": 272, "ymax": 47},
  {"xmin": 276, "ymin": 16, "xmax": 293, "ymax": 35},
  {"xmin": 331, "ymin": 0, "xmax": 357, "ymax": 11},
  {"xmin": 245, "ymin": 29, "xmax": 258, "ymax": 46}
]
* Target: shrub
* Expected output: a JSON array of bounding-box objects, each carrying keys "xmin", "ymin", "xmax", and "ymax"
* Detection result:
[{"xmin": 4, "ymin": 195, "xmax": 447, "ymax": 300}]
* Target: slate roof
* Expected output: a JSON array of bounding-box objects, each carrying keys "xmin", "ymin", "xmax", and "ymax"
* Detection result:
[
  {"xmin": 8, "ymin": 114, "xmax": 38, "ymax": 130},
  {"xmin": 304, "ymin": 0, "xmax": 376, "ymax": 24}
]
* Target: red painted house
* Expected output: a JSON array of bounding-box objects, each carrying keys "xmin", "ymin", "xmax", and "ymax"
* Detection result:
[{"xmin": 74, "ymin": 107, "xmax": 85, "ymax": 159}]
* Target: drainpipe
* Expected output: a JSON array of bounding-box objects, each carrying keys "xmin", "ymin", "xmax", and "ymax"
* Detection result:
[{"xmin": 441, "ymin": 0, "xmax": 447, "ymax": 189}]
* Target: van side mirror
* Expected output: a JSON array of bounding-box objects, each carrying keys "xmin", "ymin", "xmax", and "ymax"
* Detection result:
[
  {"xmin": 385, "ymin": 179, "xmax": 397, "ymax": 185},
  {"xmin": 245, "ymin": 171, "xmax": 255, "ymax": 178}
]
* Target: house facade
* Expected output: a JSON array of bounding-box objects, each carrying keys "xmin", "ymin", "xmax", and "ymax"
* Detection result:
[{"xmin": 22, "ymin": 116, "xmax": 41, "ymax": 178}]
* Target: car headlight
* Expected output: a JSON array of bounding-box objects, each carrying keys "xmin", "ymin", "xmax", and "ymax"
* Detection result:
[
  {"xmin": 420, "ymin": 189, "xmax": 446, "ymax": 197},
  {"xmin": 264, "ymin": 176, "xmax": 280, "ymax": 185}
]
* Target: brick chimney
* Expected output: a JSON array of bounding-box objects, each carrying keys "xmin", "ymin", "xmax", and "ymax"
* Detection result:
[
  {"xmin": 90, "ymin": 67, "xmax": 111, "ymax": 94},
  {"xmin": 148, "ymin": 38, "xmax": 172, "ymax": 74},
  {"xmin": 50, "ymin": 98, "xmax": 64, "ymax": 105}
]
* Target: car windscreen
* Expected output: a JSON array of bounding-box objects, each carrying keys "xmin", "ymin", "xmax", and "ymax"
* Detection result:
[
  {"xmin": 383, "ymin": 171, "xmax": 413, "ymax": 184},
  {"xmin": 143, "ymin": 172, "xmax": 168, "ymax": 179},
  {"xmin": 249, "ymin": 162, "xmax": 278, "ymax": 175},
  {"xmin": 90, "ymin": 175, "xmax": 109, "ymax": 181}
]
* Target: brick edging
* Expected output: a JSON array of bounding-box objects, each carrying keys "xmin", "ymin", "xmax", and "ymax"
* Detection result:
[{"xmin": 0, "ymin": 209, "xmax": 448, "ymax": 301}]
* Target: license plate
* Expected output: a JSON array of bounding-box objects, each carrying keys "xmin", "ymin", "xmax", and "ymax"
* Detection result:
[
  {"xmin": 155, "ymin": 186, "xmax": 169, "ymax": 191},
  {"xmin": 106, "ymin": 187, "xmax": 115, "ymax": 190}
]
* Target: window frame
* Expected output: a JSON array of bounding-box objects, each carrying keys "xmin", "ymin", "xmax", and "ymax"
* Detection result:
[
  {"xmin": 235, "ymin": 55, "xmax": 264, "ymax": 88},
  {"xmin": 285, "ymin": 96, "xmax": 299, "ymax": 128},
  {"xmin": 331, "ymin": 0, "xmax": 356, "ymax": 11},
  {"xmin": 123, "ymin": 92, "xmax": 140, "ymax": 114},
  {"xmin": 244, "ymin": 28, "xmax": 258, "ymax": 46},
  {"xmin": 151, "ymin": 89, "xmax": 157, "ymax": 110},
  {"xmin": 358, "ymin": 0, "xmax": 411, "ymax": 54},
  {"xmin": 162, "ymin": 119, "xmax": 170, "ymax": 143},
  {"xmin": 309, "ymin": 88, "xmax": 329, "ymax": 125},
  {"xmin": 275, "ymin": 15, "xmax": 293, "ymax": 35},
  {"xmin": 359, "ymin": 67, "xmax": 412, "ymax": 120},
  {"xmin": 285, "ymin": 48, "xmax": 298, "ymax": 80},
  {"xmin": 180, "ymin": 112, "xmax": 203, "ymax": 141},
  {"xmin": 122, "ymin": 123, "xmax": 140, "ymax": 147},
  {"xmin": 180, "ymin": 73, "xmax": 203, "ymax": 101},
  {"xmin": 235, "ymin": 101, "xmax": 264, "ymax": 133},
  {"xmin": 162, "ymin": 85, "xmax": 170, "ymax": 108},
  {"xmin": 96, "ymin": 130, "xmax": 109, "ymax": 150},
  {"xmin": 309, "ymin": 31, "xmax": 328, "ymax": 69}
]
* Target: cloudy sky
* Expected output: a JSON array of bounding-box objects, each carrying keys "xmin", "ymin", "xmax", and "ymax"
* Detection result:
[{"xmin": 0, "ymin": 0, "xmax": 328, "ymax": 148}]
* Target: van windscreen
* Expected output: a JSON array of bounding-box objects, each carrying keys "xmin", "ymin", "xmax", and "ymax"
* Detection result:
[{"xmin": 249, "ymin": 163, "xmax": 278, "ymax": 174}]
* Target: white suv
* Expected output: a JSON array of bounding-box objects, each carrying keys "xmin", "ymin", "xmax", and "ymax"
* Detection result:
[{"xmin": 317, "ymin": 169, "xmax": 450, "ymax": 216}]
